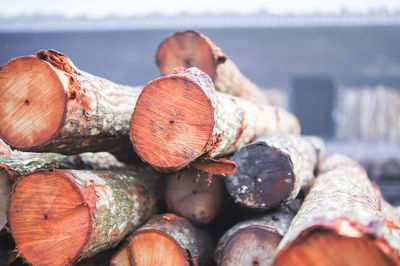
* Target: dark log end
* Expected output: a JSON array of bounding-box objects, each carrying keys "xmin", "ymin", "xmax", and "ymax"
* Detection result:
[
  {"xmin": 8, "ymin": 170, "xmax": 91, "ymax": 265},
  {"xmin": 130, "ymin": 73, "xmax": 214, "ymax": 172},
  {"xmin": 225, "ymin": 141, "xmax": 294, "ymax": 210},
  {"xmin": 273, "ymin": 229, "xmax": 398, "ymax": 266},
  {"xmin": 0, "ymin": 169, "xmax": 10, "ymax": 230},
  {"xmin": 218, "ymin": 227, "xmax": 282, "ymax": 266},
  {"xmin": 156, "ymin": 30, "xmax": 217, "ymax": 80},
  {"xmin": 0, "ymin": 56, "xmax": 66, "ymax": 150},
  {"xmin": 166, "ymin": 169, "xmax": 229, "ymax": 224}
]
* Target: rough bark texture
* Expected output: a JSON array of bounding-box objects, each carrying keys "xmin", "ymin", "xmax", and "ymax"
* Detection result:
[
  {"xmin": 8, "ymin": 168, "xmax": 158, "ymax": 265},
  {"xmin": 130, "ymin": 67, "xmax": 300, "ymax": 173},
  {"xmin": 156, "ymin": 30, "xmax": 270, "ymax": 105},
  {"xmin": 225, "ymin": 135, "xmax": 323, "ymax": 210},
  {"xmin": 0, "ymin": 50, "xmax": 141, "ymax": 158},
  {"xmin": 111, "ymin": 213, "xmax": 213, "ymax": 266},
  {"xmin": 215, "ymin": 199, "xmax": 301, "ymax": 266},
  {"xmin": 272, "ymin": 154, "xmax": 400, "ymax": 266},
  {"xmin": 165, "ymin": 168, "xmax": 230, "ymax": 225}
]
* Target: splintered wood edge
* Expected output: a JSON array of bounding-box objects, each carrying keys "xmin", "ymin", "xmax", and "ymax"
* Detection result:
[
  {"xmin": 130, "ymin": 75, "xmax": 215, "ymax": 172},
  {"xmin": 166, "ymin": 169, "xmax": 227, "ymax": 224},
  {"xmin": 273, "ymin": 227, "xmax": 399, "ymax": 266},
  {"xmin": 156, "ymin": 30, "xmax": 218, "ymax": 80},
  {"xmin": 226, "ymin": 142, "xmax": 294, "ymax": 210},
  {"xmin": 218, "ymin": 226, "xmax": 282, "ymax": 266},
  {"xmin": 8, "ymin": 170, "xmax": 92, "ymax": 265},
  {"xmin": 0, "ymin": 56, "xmax": 67, "ymax": 150},
  {"xmin": 128, "ymin": 230, "xmax": 190, "ymax": 266}
]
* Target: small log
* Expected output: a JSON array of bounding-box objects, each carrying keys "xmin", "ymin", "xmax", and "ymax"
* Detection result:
[
  {"xmin": 130, "ymin": 67, "xmax": 300, "ymax": 173},
  {"xmin": 0, "ymin": 50, "xmax": 140, "ymax": 158},
  {"xmin": 0, "ymin": 152, "xmax": 124, "ymax": 231},
  {"xmin": 272, "ymin": 154, "xmax": 400, "ymax": 266},
  {"xmin": 165, "ymin": 168, "xmax": 230, "ymax": 225},
  {"xmin": 214, "ymin": 199, "xmax": 301, "ymax": 266},
  {"xmin": 156, "ymin": 30, "xmax": 269, "ymax": 104},
  {"xmin": 8, "ymin": 168, "xmax": 158, "ymax": 265},
  {"xmin": 225, "ymin": 135, "xmax": 324, "ymax": 210},
  {"xmin": 111, "ymin": 213, "xmax": 213, "ymax": 266}
]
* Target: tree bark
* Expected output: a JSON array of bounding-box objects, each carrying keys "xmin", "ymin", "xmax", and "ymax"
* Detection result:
[
  {"xmin": 165, "ymin": 168, "xmax": 230, "ymax": 225},
  {"xmin": 225, "ymin": 135, "xmax": 324, "ymax": 210},
  {"xmin": 111, "ymin": 213, "xmax": 213, "ymax": 266},
  {"xmin": 272, "ymin": 154, "xmax": 400, "ymax": 266},
  {"xmin": 215, "ymin": 199, "xmax": 301, "ymax": 266},
  {"xmin": 8, "ymin": 168, "xmax": 158, "ymax": 266},
  {"xmin": 156, "ymin": 30, "xmax": 270, "ymax": 105},
  {"xmin": 0, "ymin": 49, "xmax": 140, "ymax": 159},
  {"xmin": 130, "ymin": 67, "xmax": 300, "ymax": 173},
  {"xmin": 0, "ymin": 152, "xmax": 123, "ymax": 231}
]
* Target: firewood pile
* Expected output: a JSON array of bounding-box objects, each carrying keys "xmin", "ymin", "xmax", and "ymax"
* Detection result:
[{"xmin": 0, "ymin": 30, "xmax": 399, "ymax": 266}]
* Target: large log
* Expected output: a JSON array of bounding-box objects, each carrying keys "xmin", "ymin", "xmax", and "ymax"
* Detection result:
[
  {"xmin": 0, "ymin": 152, "xmax": 123, "ymax": 231},
  {"xmin": 111, "ymin": 213, "xmax": 213, "ymax": 266},
  {"xmin": 156, "ymin": 30, "xmax": 269, "ymax": 104},
  {"xmin": 272, "ymin": 154, "xmax": 400, "ymax": 266},
  {"xmin": 165, "ymin": 168, "xmax": 230, "ymax": 225},
  {"xmin": 130, "ymin": 67, "xmax": 300, "ymax": 173},
  {"xmin": 214, "ymin": 199, "xmax": 301, "ymax": 266},
  {"xmin": 225, "ymin": 135, "xmax": 324, "ymax": 210},
  {"xmin": 8, "ymin": 168, "xmax": 158, "ymax": 265},
  {"xmin": 0, "ymin": 50, "xmax": 140, "ymax": 158}
]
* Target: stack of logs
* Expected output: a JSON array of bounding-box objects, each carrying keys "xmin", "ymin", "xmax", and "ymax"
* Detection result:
[{"xmin": 0, "ymin": 30, "xmax": 399, "ymax": 266}]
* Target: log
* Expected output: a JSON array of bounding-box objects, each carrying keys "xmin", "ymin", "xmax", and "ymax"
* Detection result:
[
  {"xmin": 8, "ymin": 168, "xmax": 158, "ymax": 265},
  {"xmin": 165, "ymin": 168, "xmax": 230, "ymax": 225},
  {"xmin": 0, "ymin": 152, "xmax": 123, "ymax": 231},
  {"xmin": 214, "ymin": 199, "xmax": 301, "ymax": 266},
  {"xmin": 156, "ymin": 30, "xmax": 269, "ymax": 104},
  {"xmin": 130, "ymin": 67, "xmax": 300, "ymax": 173},
  {"xmin": 272, "ymin": 154, "xmax": 400, "ymax": 266},
  {"xmin": 110, "ymin": 213, "xmax": 213, "ymax": 266},
  {"xmin": 0, "ymin": 49, "xmax": 141, "ymax": 158},
  {"xmin": 225, "ymin": 135, "xmax": 324, "ymax": 210}
]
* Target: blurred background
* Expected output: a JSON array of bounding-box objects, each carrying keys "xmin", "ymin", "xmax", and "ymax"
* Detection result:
[{"xmin": 0, "ymin": 0, "xmax": 399, "ymax": 203}]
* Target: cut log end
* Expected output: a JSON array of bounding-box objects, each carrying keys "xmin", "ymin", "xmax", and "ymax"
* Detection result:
[
  {"xmin": 226, "ymin": 142, "xmax": 294, "ymax": 210},
  {"xmin": 273, "ymin": 229, "xmax": 397, "ymax": 266},
  {"xmin": 166, "ymin": 169, "xmax": 228, "ymax": 224},
  {"xmin": 8, "ymin": 171, "xmax": 91, "ymax": 266},
  {"xmin": 219, "ymin": 227, "xmax": 282, "ymax": 266},
  {"xmin": 0, "ymin": 56, "xmax": 66, "ymax": 150},
  {"xmin": 156, "ymin": 30, "xmax": 217, "ymax": 80},
  {"xmin": 131, "ymin": 75, "xmax": 214, "ymax": 172}
]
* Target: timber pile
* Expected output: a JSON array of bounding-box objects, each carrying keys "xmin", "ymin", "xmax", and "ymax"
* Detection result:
[{"xmin": 0, "ymin": 30, "xmax": 399, "ymax": 266}]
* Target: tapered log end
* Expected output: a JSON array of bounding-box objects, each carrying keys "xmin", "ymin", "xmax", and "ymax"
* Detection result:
[
  {"xmin": 0, "ymin": 56, "xmax": 66, "ymax": 150},
  {"xmin": 218, "ymin": 227, "xmax": 282, "ymax": 266},
  {"xmin": 166, "ymin": 169, "xmax": 228, "ymax": 224},
  {"xmin": 8, "ymin": 171, "xmax": 91, "ymax": 265},
  {"xmin": 225, "ymin": 142, "xmax": 294, "ymax": 210},
  {"xmin": 156, "ymin": 30, "xmax": 218, "ymax": 80},
  {"xmin": 130, "ymin": 74, "xmax": 214, "ymax": 172},
  {"xmin": 273, "ymin": 229, "xmax": 398, "ymax": 266}
]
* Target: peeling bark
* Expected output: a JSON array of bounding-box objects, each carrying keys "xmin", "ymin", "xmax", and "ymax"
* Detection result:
[
  {"xmin": 215, "ymin": 199, "xmax": 301, "ymax": 266},
  {"xmin": 272, "ymin": 154, "xmax": 400, "ymax": 266},
  {"xmin": 165, "ymin": 168, "xmax": 230, "ymax": 225},
  {"xmin": 0, "ymin": 50, "xmax": 141, "ymax": 159},
  {"xmin": 225, "ymin": 135, "xmax": 324, "ymax": 210},
  {"xmin": 8, "ymin": 168, "xmax": 158, "ymax": 265},
  {"xmin": 156, "ymin": 30, "xmax": 270, "ymax": 105},
  {"xmin": 111, "ymin": 214, "xmax": 213, "ymax": 266},
  {"xmin": 130, "ymin": 67, "xmax": 300, "ymax": 173}
]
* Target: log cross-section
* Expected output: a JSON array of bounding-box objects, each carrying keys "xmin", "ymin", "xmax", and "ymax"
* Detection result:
[
  {"xmin": 130, "ymin": 67, "xmax": 300, "ymax": 173},
  {"xmin": 156, "ymin": 30, "xmax": 270, "ymax": 104},
  {"xmin": 8, "ymin": 168, "xmax": 158, "ymax": 265},
  {"xmin": 0, "ymin": 50, "xmax": 141, "ymax": 158}
]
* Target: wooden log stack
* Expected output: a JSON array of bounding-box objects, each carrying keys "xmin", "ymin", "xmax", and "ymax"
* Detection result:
[{"xmin": 0, "ymin": 31, "xmax": 399, "ymax": 266}]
